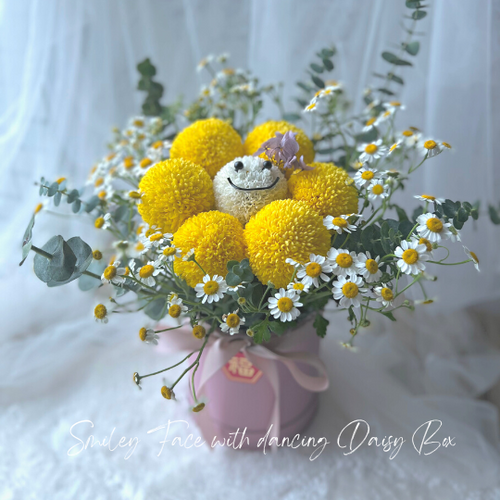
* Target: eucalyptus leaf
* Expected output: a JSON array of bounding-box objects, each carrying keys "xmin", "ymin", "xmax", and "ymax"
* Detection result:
[
  {"xmin": 310, "ymin": 63, "xmax": 324, "ymax": 73},
  {"xmin": 137, "ymin": 58, "xmax": 156, "ymax": 77},
  {"xmin": 322, "ymin": 58, "xmax": 334, "ymax": 71},
  {"xmin": 113, "ymin": 204, "xmax": 129, "ymax": 222},
  {"xmin": 67, "ymin": 189, "xmax": 79, "ymax": 204},
  {"xmin": 144, "ymin": 298, "xmax": 168, "ymax": 321},
  {"xmin": 53, "ymin": 191, "xmax": 62, "ymax": 207},
  {"xmin": 33, "ymin": 235, "xmax": 77, "ymax": 284},
  {"xmin": 84, "ymin": 195, "xmax": 100, "ymax": 213},
  {"xmin": 78, "ymin": 261, "xmax": 105, "ymax": 291},
  {"xmin": 320, "ymin": 48, "xmax": 335, "ymax": 58},
  {"xmin": 226, "ymin": 272, "xmax": 242, "ymax": 287},
  {"xmin": 404, "ymin": 41, "xmax": 420, "ymax": 56},
  {"xmin": 382, "ymin": 52, "xmax": 413, "ymax": 67},
  {"xmin": 20, "ymin": 214, "xmax": 36, "ymax": 265},
  {"xmin": 412, "ymin": 10, "xmax": 427, "ymax": 20},
  {"xmin": 311, "ymin": 75, "xmax": 325, "ymax": 89},
  {"xmin": 72, "ymin": 199, "xmax": 81, "ymax": 213},
  {"xmin": 47, "ymin": 182, "xmax": 59, "ymax": 197}
]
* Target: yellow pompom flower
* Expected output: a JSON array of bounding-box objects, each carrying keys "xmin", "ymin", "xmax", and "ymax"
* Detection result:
[
  {"xmin": 244, "ymin": 199, "xmax": 330, "ymax": 288},
  {"xmin": 173, "ymin": 211, "xmax": 247, "ymax": 287},
  {"xmin": 288, "ymin": 162, "xmax": 358, "ymax": 217},
  {"xmin": 244, "ymin": 120, "xmax": 315, "ymax": 165},
  {"xmin": 138, "ymin": 158, "xmax": 214, "ymax": 233},
  {"xmin": 170, "ymin": 118, "xmax": 244, "ymax": 178}
]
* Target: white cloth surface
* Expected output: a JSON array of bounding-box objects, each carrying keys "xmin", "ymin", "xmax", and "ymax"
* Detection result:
[{"xmin": 1, "ymin": 1, "xmax": 500, "ymax": 498}]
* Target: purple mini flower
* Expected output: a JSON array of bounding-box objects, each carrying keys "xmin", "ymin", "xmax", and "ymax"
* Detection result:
[{"xmin": 254, "ymin": 131, "xmax": 313, "ymax": 170}]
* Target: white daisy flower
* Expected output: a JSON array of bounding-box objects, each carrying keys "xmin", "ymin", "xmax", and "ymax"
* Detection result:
[
  {"xmin": 374, "ymin": 108, "xmax": 394, "ymax": 127},
  {"xmin": 167, "ymin": 297, "xmax": 188, "ymax": 321},
  {"xmin": 195, "ymin": 275, "xmax": 228, "ymax": 304},
  {"xmin": 419, "ymin": 139, "xmax": 451, "ymax": 158},
  {"xmin": 93, "ymin": 302, "xmax": 110, "ymax": 323},
  {"xmin": 304, "ymin": 101, "xmax": 318, "ymax": 113},
  {"xmin": 137, "ymin": 261, "xmax": 162, "ymax": 287},
  {"xmin": 327, "ymin": 248, "xmax": 359, "ymax": 277},
  {"xmin": 101, "ymin": 260, "xmax": 127, "ymax": 285},
  {"xmin": 414, "ymin": 195, "xmax": 444, "ymax": 205},
  {"xmin": 358, "ymin": 139, "xmax": 388, "ymax": 163},
  {"xmin": 367, "ymin": 180, "xmax": 389, "ymax": 201},
  {"xmin": 268, "ymin": 289, "xmax": 303, "ymax": 322},
  {"xmin": 395, "ymin": 240, "xmax": 429, "ymax": 275},
  {"xmin": 373, "ymin": 284, "xmax": 395, "ymax": 308},
  {"xmin": 197, "ymin": 54, "xmax": 214, "ymax": 72},
  {"xmin": 139, "ymin": 327, "xmax": 159, "ymax": 345},
  {"xmin": 411, "ymin": 235, "xmax": 435, "ymax": 258},
  {"xmin": 356, "ymin": 252, "xmax": 382, "ymax": 283},
  {"xmin": 296, "ymin": 254, "xmax": 333, "ymax": 288},
  {"xmin": 285, "ymin": 257, "xmax": 301, "ymax": 268},
  {"xmin": 362, "ymin": 117, "xmax": 377, "ymax": 132},
  {"xmin": 416, "ymin": 213, "xmax": 454, "ymax": 243},
  {"xmin": 332, "ymin": 275, "xmax": 367, "ymax": 308},
  {"xmin": 287, "ymin": 280, "xmax": 310, "ymax": 294},
  {"xmin": 387, "ymin": 140, "xmax": 402, "ymax": 156},
  {"xmin": 221, "ymin": 310, "xmax": 246, "ymax": 335},
  {"xmin": 156, "ymin": 244, "xmax": 181, "ymax": 264},
  {"xmin": 323, "ymin": 214, "xmax": 357, "ymax": 234},
  {"xmin": 463, "ymin": 246, "xmax": 480, "ymax": 272},
  {"xmin": 383, "ymin": 101, "xmax": 405, "ymax": 112},
  {"xmin": 353, "ymin": 167, "xmax": 379, "ymax": 188},
  {"xmin": 400, "ymin": 129, "xmax": 421, "ymax": 147}
]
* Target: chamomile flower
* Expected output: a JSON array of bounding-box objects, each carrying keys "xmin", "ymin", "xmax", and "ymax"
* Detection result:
[
  {"xmin": 287, "ymin": 281, "xmax": 310, "ymax": 294},
  {"xmin": 356, "ymin": 252, "xmax": 382, "ymax": 283},
  {"xmin": 400, "ymin": 129, "xmax": 421, "ymax": 147},
  {"xmin": 414, "ymin": 195, "xmax": 444, "ymax": 205},
  {"xmin": 323, "ymin": 214, "xmax": 357, "ymax": 234},
  {"xmin": 374, "ymin": 108, "xmax": 394, "ymax": 127},
  {"xmin": 387, "ymin": 140, "xmax": 402, "ymax": 156},
  {"xmin": 304, "ymin": 101, "xmax": 318, "ymax": 112},
  {"xmin": 101, "ymin": 260, "xmax": 127, "ymax": 285},
  {"xmin": 395, "ymin": 240, "xmax": 429, "ymax": 275},
  {"xmin": 139, "ymin": 327, "xmax": 159, "ymax": 345},
  {"xmin": 353, "ymin": 167, "xmax": 379, "ymax": 188},
  {"xmin": 383, "ymin": 101, "xmax": 405, "ymax": 112},
  {"xmin": 411, "ymin": 235, "xmax": 435, "ymax": 258},
  {"xmin": 167, "ymin": 297, "xmax": 188, "ymax": 320},
  {"xmin": 147, "ymin": 231, "xmax": 173, "ymax": 250},
  {"xmin": 416, "ymin": 213, "xmax": 454, "ymax": 243},
  {"xmin": 221, "ymin": 310, "xmax": 246, "ymax": 335},
  {"xmin": 195, "ymin": 275, "xmax": 228, "ymax": 304},
  {"xmin": 268, "ymin": 289, "xmax": 303, "ymax": 322},
  {"xmin": 327, "ymin": 248, "xmax": 359, "ymax": 277},
  {"xmin": 374, "ymin": 284, "xmax": 395, "ymax": 308},
  {"xmin": 137, "ymin": 261, "xmax": 162, "ymax": 287},
  {"xmin": 197, "ymin": 54, "xmax": 214, "ymax": 72},
  {"xmin": 419, "ymin": 139, "xmax": 450, "ymax": 158},
  {"xmin": 156, "ymin": 244, "xmax": 181, "ymax": 264},
  {"xmin": 296, "ymin": 254, "xmax": 333, "ymax": 288},
  {"xmin": 367, "ymin": 180, "xmax": 389, "ymax": 201},
  {"xmin": 93, "ymin": 303, "xmax": 110, "ymax": 323},
  {"xmin": 358, "ymin": 139, "xmax": 388, "ymax": 163},
  {"xmin": 362, "ymin": 117, "xmax": 377, "ymax": 132},
  {"xmin": 463, "ymin": 246, "xmax": 480, "ymax": 272},
  {"xmin": 332, "ymin": 275, "xmax": 367, "ymax": 308}
]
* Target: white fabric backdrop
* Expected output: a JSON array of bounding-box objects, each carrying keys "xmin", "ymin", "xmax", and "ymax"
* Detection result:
[{"xmin": 1, "ymin": 1, "xmax": 500, "ymax": 498}]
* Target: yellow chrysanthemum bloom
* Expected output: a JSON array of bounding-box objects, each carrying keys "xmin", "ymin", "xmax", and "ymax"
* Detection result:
[
  {"xmin": 244, "ymin": 199, "xmax": 330, "ymax": 288},
  {"xmin": 173, "ymin": 211, "xmax": 247, "ymax": 287},
  {"xmin": 288, "ymin": 162, "xmax": 358, "ymax": 217},
  {"xmin": 170, "ymin": 118, "xmax": 244, "ymax": 178},
  {"xmin": 244, "ymin": 120, "xmax": 315, "ymax": 166},
  {"xmin": 138, "ymin": 158, "xmax": 214, "ymax": 233}
]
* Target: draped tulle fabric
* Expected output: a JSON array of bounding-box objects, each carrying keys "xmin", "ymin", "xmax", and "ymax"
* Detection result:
[{"xmin": 1, "ymin": 1, "xmax": 500, "ymax": 497}]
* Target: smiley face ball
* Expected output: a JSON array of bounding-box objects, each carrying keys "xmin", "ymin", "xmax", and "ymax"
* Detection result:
[{"xmin": 213, "ymin": 156, "xmax": 288, "ymax": 224}]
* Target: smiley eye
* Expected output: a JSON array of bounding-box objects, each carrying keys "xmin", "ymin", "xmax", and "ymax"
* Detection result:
[
  {"xmin": 234, "ymin": 161, "xmax": 244, "ymax": 171},
  {"xmin": 262, "ymin": 161, "xmax": 272, "ymax": 170}
]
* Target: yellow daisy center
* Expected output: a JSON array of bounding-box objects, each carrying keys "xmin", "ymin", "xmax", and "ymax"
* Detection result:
[
  {"xmin": 106, "ymin": 153, "xmax": 116, "ymax": 161},
  {"xmin": 469, "ymin": 251, "xmax": 479, "ymax": 264},
  {"xmin": 226, "ymin": 314, "xmax": 240, "ymax": 328},
  {"xmin": 421, "ymin": 194, "xmax": 436, "ymax": 201},
  {"xmin": 129, "ymin": 191, "xmax": 141, "ymax": 199},
  {"xmin": 140, "ymin": 158, "xmax": 153, "ymax": 168},
  {"xmin": 98, "ymin": 191, "xmax": 106, "ymax": 199},
  {"xmin": 139, "ymin": 265, "xmax": 155, "ymax": 279},
  {"xmin": 361, "ymin": 171, "xmax": 374, "ymax": 180},
  {"xmin": 336, "ymin": 253, "xmax": 353, "ymax": 268},
  {"xmin": 366, "ymin": 117, "xmax": 376, "ymax": 126},
  {"xmin": 163, "ymin": 247, "xmax": 176, "ymax": 256},
  {"xmin": 365, "ymin": 259, "xmax": 379, "ymax": 274},
  {"xmin": 94, "ymin": 304, "xmax": 107, "ymax": 319},
  {"xmin": 92, "ymin": 250, "xmax": 102, "ymax": 260},
  {"xmin": 372, "ymin": 184, "xmax": 384, "ymax": 195},
  {"xmin": 203, "ymin": 280, "xmax": 219, "ymax": 295},
  {"xmin": 169, "ymin": 304, "xmax": 181, "ymax": 318},
  {"xmin": 419, "ymin": 237, "xmax": 433, "ymax": 252},
  {"xmin": 389, "ymin": 143, "xmax": 398, "ymax": 152},
  {"xmin": 402, "ymin": 130, "xmax": 414, "ymax": 137},
  {"xmin": 145, "ymin": 228, "xmax": 155, "ymax": 237},
  {"xmin": 34, "ymin": 203, "xmax": 43, "ymax": 214},
  {"xmin": 161, "ymin": 386, "xmax": 172, "ymax": 399},
  {"xmin": 149, "ymin": 233, "xmax": 163, "ymax": 242},
  {"xmin": 152, "ymin": 140, "xmax": 163, "ymax": 149},
  {"xmin": 306, "ymin": 103, "xmax": 317, "ymax": 111},
  {"xmin": 139, "ymin": 327, "xmax": 147, "ymax": 341},
  {"xmin": 277, "ymin": 297, "xmax": 294, "ymax": 312},
  {"xmin": 426, "ymin": 217, "xmax": 443, "ymax": 233},
  {"xmin": 390, "ymin": 101, "xmax": 401, "ymax": 107},
  {"xmin": 103, "ymin": 265, "xmax": 117, "ymax": 280},
  {"xmin": 123, "ymin": 156, "xmax": 134, "ymax": 169},
  {"xmin": 192, "ymin": 325, "xmax": 206, "ymax": 339},
  {"xmin": 306, "ymin": 262, "xmax": 322, "ymax": 278},
  {"xmin": 94, "ymin": 217, "xmax": 105, "ymax": 229},
  {"xmin": 402, "ymin": 249, "xmax": 419, "ymax": 265},
  {"xmin": 135, "ymin": 242, "xmax": 145, "ymax": 251},
  {"xmin": 424, "ymin": 140, "xmax": 437, "ymax": 150},
  {"xmin": 442, "ymin": 142, "xmax": 452, "ymax": 149},
  {"xmin": 342, "ymin": 282, "xmax": 359, "ymax": 299},
  {"xmin": 94, "ymin": 177, "xmax": 104, "ymax": 187},
  {"xmin": 381, "ymin": 288, "xmax": 394, "ymax": 301},
  {"xmin": 332, "ymin": 217, "xmax": 348, "ymax": 228},
  {"xmin": 293, "ymin": 283, "xmax": 305, "ymax": 291},
  {"xmin": 365, "ymin": 144, "xmax": 378, "ymax": 155},
  {"xmin": 56, "ymin": 177, "xmax": 66, "ymax": 184},
  {"xmin": 133, "ymin": 119, "xmax": 144, "ymax": 127}
]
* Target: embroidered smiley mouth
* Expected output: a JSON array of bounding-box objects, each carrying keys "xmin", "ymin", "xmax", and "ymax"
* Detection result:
[{"xmin": 227, "ymin": 177, "xmax": 280, "ymax": 192}]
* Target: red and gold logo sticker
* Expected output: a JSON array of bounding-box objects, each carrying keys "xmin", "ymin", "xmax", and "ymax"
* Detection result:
[{"xmin": 222, "ymin": 352, "xmax": 263, "ymax": 384}]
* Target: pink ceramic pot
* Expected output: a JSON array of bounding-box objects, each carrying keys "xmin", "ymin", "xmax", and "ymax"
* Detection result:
[{"xmin": 189, "ymin": 318, "xmax": 322, "ymax": 449}]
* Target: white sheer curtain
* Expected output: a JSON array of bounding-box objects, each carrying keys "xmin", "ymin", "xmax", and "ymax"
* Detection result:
[{"xmin": 1, "ymin": 1, "xmax": 500, "ymax": 498}]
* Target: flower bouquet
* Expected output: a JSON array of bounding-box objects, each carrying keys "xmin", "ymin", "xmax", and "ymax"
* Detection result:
[{"xmin": 20, "ymin": 3, "xmax": 484, "ymax": 445}]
